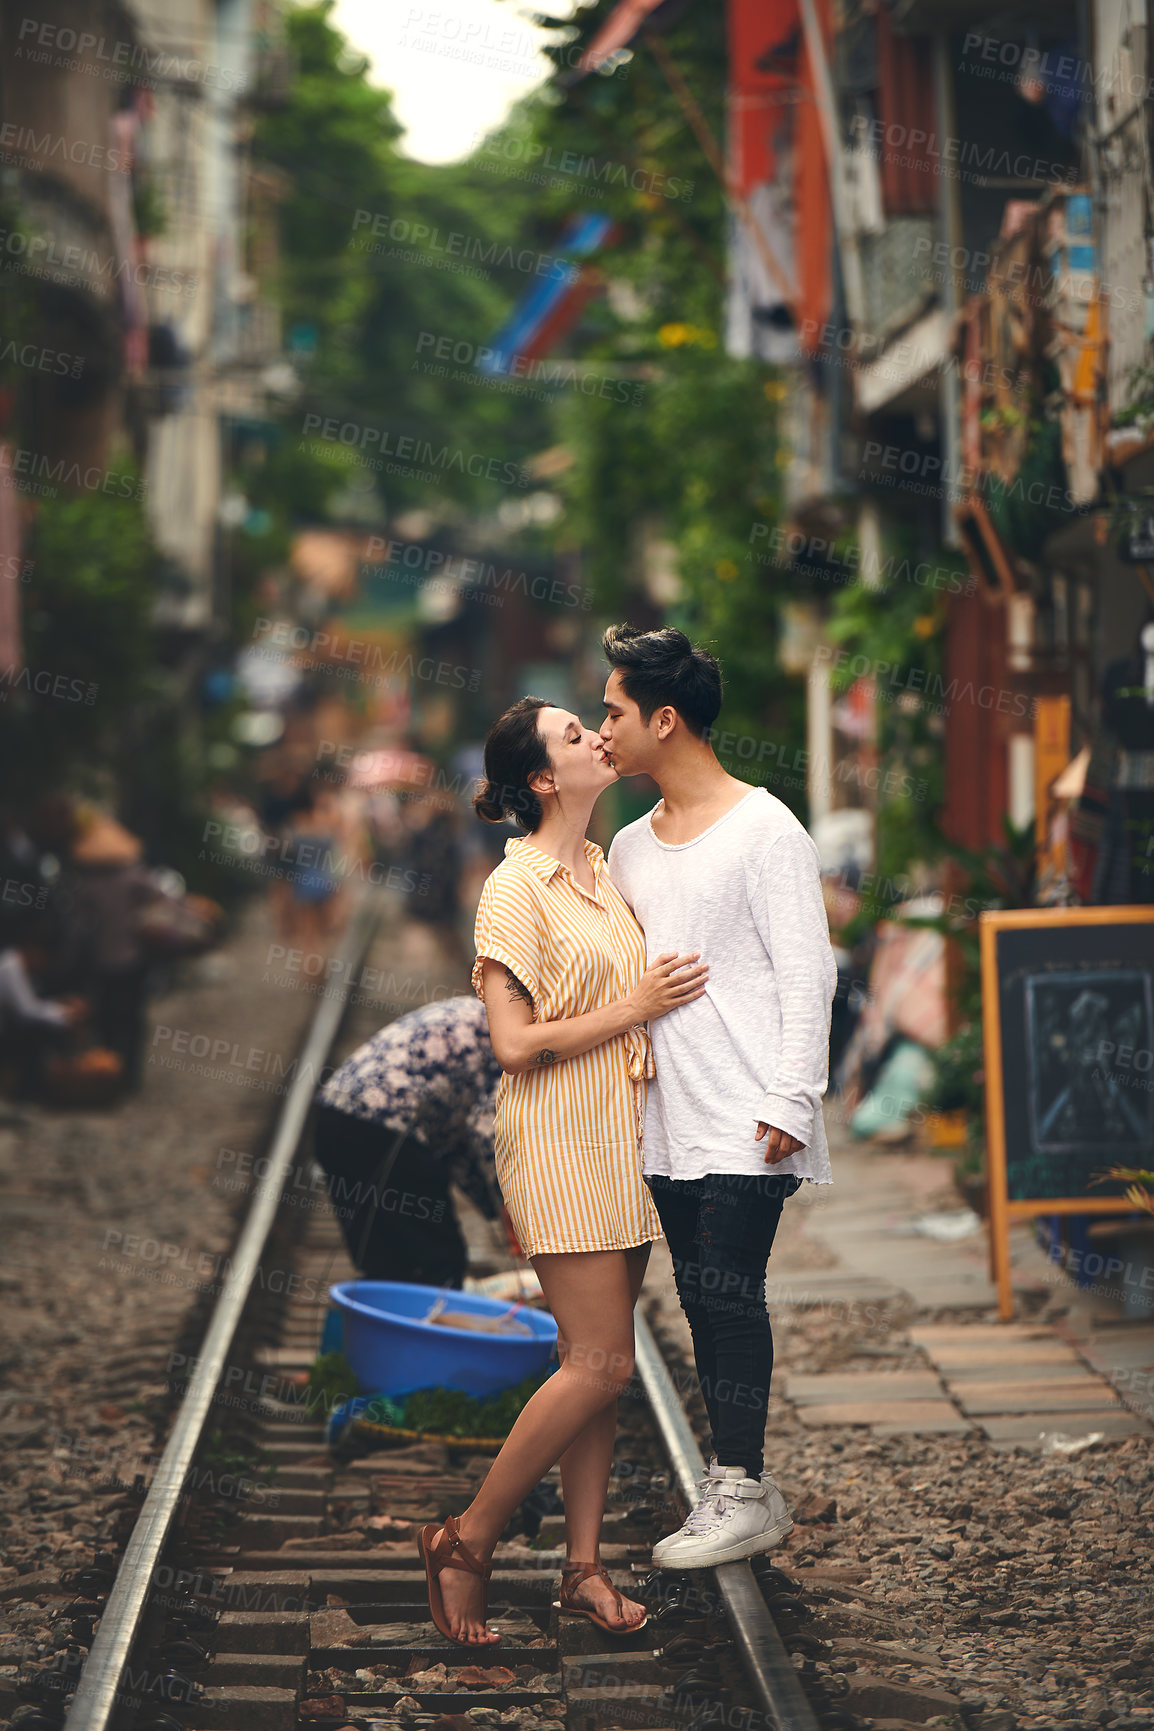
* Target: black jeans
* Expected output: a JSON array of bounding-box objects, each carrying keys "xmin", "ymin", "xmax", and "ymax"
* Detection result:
[
  {"xmin": 312, "ymin": 1104, "xmax": 466, "ymax": 1287},
  {"xmin": 647, "ymin": 1170, "xmax": 801, "ymax": 1483}
]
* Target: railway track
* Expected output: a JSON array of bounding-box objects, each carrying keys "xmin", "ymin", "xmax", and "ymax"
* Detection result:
[{"xmin": 34, "ymin": 897, "xmax": 844, "ymax": 1731}]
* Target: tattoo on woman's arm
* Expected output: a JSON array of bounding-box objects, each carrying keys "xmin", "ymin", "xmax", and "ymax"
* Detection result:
[
  {"xmin": 534, "ymin": 1047, "xmax": 558, "ymax": 1066},
  {"xmin": 503, "ymin": 967, "xmax": 533, "ymax": 1008}
]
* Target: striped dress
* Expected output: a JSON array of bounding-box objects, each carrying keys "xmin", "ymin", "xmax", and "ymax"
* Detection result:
[{"xmin": 471, "ymin": 836, "xmax": 662, "ymax": 1256}]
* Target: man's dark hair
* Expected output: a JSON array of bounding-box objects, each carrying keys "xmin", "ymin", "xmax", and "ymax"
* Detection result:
[{"xmin": 602, "ymin": 624, "xmax": 722, "ymax": 739}]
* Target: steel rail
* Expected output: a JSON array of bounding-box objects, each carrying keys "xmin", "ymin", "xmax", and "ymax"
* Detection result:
[
  {"xmin": 634, "ymin": 1312, "xmax": 821, "ymax": 1731},
  {"xmin": 65, "ymin": 892, "xmax": 381, "ymax": 1731}
]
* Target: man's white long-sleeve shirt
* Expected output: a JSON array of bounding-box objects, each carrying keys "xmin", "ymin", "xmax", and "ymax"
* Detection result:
[{"xmin": 608, "ymin": 786, "xmax": 837, "ymax": 1184}]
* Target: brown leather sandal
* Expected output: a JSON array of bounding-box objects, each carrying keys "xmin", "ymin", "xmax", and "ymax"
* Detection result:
[
  {"xmin": 417, "ymin": 1516, "xmax": 499, "ymax": 1647},
  {"xmin": 554, "ymin": 1561, "xmax": 648, "ymax": 1634}
]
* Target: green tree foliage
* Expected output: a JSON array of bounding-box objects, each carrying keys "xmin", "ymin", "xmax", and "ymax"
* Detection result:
[
  {"xmin": 520, "ymin": 4, "xmax": 727, "ymax": 314},
  {"xmin": 6, "ymin": 483, "xmax": 157, "ymax": 807},
  {"xmin": 254, "ymin": 2, "xmax": 556, "ymax": 511},
  {"xmin": 556, "ymin": 346, "xmax": 796, "ymax": 797},
  {"xmin": 8, "ymin": 484, "xmax": 234, "ymax": 890},
  {"xmin": 825, "ymin": 538, "xmax": 957, "ymax": 881},
  {"xmin": 915, "ymin": 817, "xmax": 1036, "ymax": 1146},
  {"xmin": 488, "ymin": 4, "xmax": 798, "ymax": 800}
]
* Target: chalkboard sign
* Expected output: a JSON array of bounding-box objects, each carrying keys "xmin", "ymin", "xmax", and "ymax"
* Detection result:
[
  {"xmin": 980, "ymin": 908, "xmax": 1154, "ymax": 1317},
  {"xmin": 1119, "ymin": 504, "xmax": 1154, "ymax": 563}
]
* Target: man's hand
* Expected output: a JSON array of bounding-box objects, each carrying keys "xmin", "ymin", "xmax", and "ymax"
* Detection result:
[{"xmin": 756, "ymin": 1122, "xmax": 803, "ymax": 1164}]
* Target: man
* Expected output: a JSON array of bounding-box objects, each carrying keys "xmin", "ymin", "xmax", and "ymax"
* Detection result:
[
  {"xmin": 313, "ymin": 995, "xmax": 503, "ymax": 1287},
  {"xmin": 601, "ymin": 624, "xmax": 837, "ymax": 1569}
]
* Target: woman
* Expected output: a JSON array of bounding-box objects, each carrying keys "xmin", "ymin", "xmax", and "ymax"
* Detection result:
[
  {"xmin": 418, "ymin": 696, "xmax": 707, "ymax": 1646},
  {"xmin": 282, "ymin": 783, "xmax": 346, "ymax": 949}
]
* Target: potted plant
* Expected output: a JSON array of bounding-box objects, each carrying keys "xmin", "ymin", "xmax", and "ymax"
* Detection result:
[
  {"xmin": 922, "ymin": 1019, "xmax": 987, "ymax": 1214},
  {"xmin": 905, "ymin": 819, "xmax": 1038, "ymax": 1208}
]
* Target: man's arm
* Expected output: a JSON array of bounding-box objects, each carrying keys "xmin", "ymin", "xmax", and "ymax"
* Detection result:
[{"xmin": 751, "ymin": 832, "xmax": 838, "ymax": 1162}]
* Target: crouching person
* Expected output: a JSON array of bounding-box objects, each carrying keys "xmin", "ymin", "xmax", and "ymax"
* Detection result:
[{"xmin": 311, "ymin": 995, "xmax": 502, "ymax": 1287}]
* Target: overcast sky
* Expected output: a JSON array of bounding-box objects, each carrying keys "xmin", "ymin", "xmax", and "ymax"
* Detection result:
[{"xmin": 332, "ymin": 0, "xmax": 579, "ymax": 164}]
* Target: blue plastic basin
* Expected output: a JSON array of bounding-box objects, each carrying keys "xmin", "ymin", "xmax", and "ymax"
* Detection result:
[{"xmin": 329, "ymin": 1280, "xmax": 558, "ymax": 1399}]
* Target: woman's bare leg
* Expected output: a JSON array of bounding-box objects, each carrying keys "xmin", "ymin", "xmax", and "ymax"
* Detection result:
[
  {"xmin": 556, "ymin": 1242, "xmax": 650, "ymax": 1628},
  {"xmin": 430, "ymin": 1246, "xmax": 642, "ymax": 1642}
]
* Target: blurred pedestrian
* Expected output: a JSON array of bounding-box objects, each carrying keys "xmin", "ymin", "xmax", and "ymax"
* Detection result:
[
  {"xmin": 312, "ymin": 994, "xmax": 502, "ymax": 1287},
  {"xmin": 365, "ymin": 784, "xmax": 406, "ymax": 870},
  {"xmin": 281, "ymin": 782, "xmax": 343, "ymax": 949},
  {"xmin": 0, "ymin": 808, "xmax": 43, "ymax": 950},
  {"xmin": 255, "ymin": 756, "xmax": 308, "ymax": 833},
  {"xmin": 254, "ymin": 756, "xmax": 307, "ymax": 937},
  {"xmin": 404, "ymin": 793, "xmax": 465, "ymax": 964},
  {"xmin": 454, "ymin": 740, "xmax": 506, "ymax": 910},
  {"xmin": 57, "ymin": 807, "xmax": 177, "ymax": 1092}
]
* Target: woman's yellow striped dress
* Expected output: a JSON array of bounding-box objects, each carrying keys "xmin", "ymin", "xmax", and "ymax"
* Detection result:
[{"xmin": 471, "ymin": 836, "xmax": 662, "ymax": 1256}]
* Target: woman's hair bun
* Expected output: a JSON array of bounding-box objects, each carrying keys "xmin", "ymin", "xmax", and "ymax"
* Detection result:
[
  {"xmin": 474, "ymin": 697, "xmax": 551, "ymax": 832},
  {"xmin": 473, "ymin": 783, "xmax": 508, "ymax": 824}
]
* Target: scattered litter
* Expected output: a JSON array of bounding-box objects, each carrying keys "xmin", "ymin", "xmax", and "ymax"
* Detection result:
[
  {"xmin": 457, "ymin": 1664, "xmax": 516, "ymax": 1689},
  {"xmin": 886, "ymin": 1208, "xmax": 982, "ymax": 1241},
  {"xmin": 914, "ymin": 1208, "xmax": 983, "ymax": 1243},
  {"xmin": 1039, "ymin": 1430, "xmax": 1105, "ymax": 1456}
]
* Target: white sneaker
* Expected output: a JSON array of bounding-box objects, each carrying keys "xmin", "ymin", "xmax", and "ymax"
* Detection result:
[
  {"xmin": 651, "ymin": 1465, "xmax": 794, "ymax": 1570},
  {"xmin": 760, "ymin": 1470, "xmax": 795, "ymax": 1543},
  {"xmin": 651, "ymin": 1459, "xmax": 726, "ymax": 1566}
]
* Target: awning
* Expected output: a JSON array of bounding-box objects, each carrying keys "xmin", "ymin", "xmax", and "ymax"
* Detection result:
[{"xmin": 479, "ymin": 212, "xmax": 617, "ymax": 376}]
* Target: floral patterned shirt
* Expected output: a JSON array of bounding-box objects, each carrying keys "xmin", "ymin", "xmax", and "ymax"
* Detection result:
[{"xmin": 315, "ymin": 995, "xmax": 502, "ymax": 1209}]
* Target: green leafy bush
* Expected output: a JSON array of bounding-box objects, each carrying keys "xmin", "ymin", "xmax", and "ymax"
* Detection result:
[
  {"xmin": 925, "ymin": 1020, "xmax": 984, "ymax": 1116},
  {"xmin": 308, "ymin": 1350, "xmax": 553, "ymax": 1438},
  {"xmin": 305, "ymin": 1350, "xmax": 360, "ymax": 1417},
  {"xmin": 5, "ymin": 478, "xmax": 156, "ymax": 806},
  {"xmin": 397, "ymin": 1371, "xmax": 551, "ymax": 1439}
]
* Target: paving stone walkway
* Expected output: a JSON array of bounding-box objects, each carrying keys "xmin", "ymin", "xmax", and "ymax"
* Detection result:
[{"xmin": 763, "ymin": 1124, "xmax": 1154, "ymax": 1450}]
